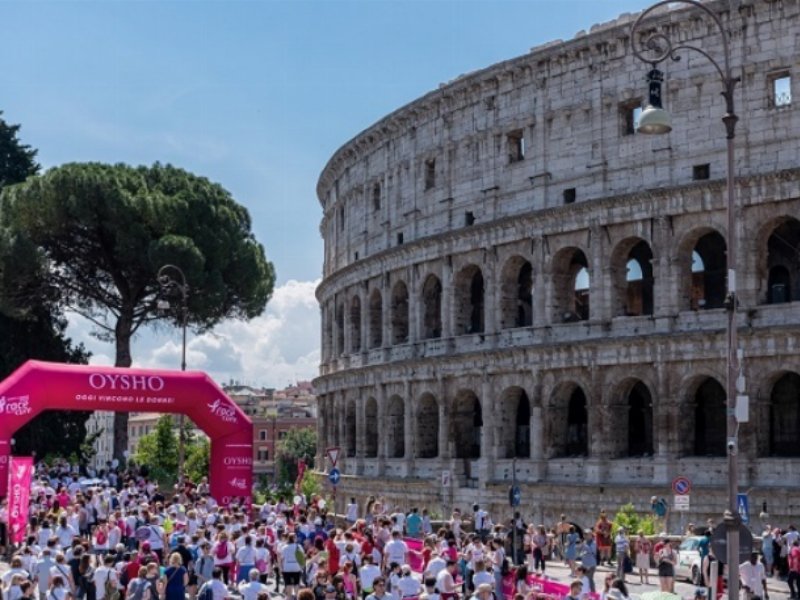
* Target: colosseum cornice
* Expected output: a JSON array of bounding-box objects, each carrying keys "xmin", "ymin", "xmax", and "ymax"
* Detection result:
[
  {"xmin": 316, "ymin": 0, "xmax": 756, "ymax": 206},
  {"xmin": 315, "ymin": 167, "xmax": 800, "ymax": 301},
  {"xmin": 312, "ymin": 322, "xmax": 800, "ymax": 393}
]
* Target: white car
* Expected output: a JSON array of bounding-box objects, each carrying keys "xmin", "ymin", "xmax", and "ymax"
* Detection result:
[{"xmin": 675, "ymin": 536, "xmax": 704, "ymax": 584}]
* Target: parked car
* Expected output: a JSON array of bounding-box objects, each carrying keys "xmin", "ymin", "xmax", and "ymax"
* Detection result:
[{"xmin": 676, "ymin": 535, "xmax": 704, "ymax": 584}]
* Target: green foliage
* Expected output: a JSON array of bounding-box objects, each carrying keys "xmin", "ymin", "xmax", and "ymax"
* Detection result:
[
  {"xmin": 185, "ymin": 438, "xmax": 210, "ymax": 483},
  {"xmin": 134, "ymin": 415, "xmax": 179, "ymax": 481},
  {"xmin": 0, "ymin": 113, "xmax": 91, "ymax": 461},
  {"xmin": 611, "ymin": 502, "xmax": 659, "ymax": 536},
  {"xmin": 0, "ymin": 161, "xmax": 276, "ymax": 459},
  {"xmin": 299, "ymin": 469, "xmax": 323, "ymax": 499},
  {"xmin": 275, "ymin": 427, "xmax": 316, "ymax": 486}
]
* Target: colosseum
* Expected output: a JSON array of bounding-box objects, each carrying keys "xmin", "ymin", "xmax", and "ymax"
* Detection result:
[{"xmin": 313, "ymin": 0, "xmax": 800, "ymax": 527}]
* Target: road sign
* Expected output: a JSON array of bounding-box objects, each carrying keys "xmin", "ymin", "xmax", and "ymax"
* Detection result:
[
  {"xmin": 441, "ymin": 470, "xmax": 450, "ymax": 487},
  {"xmin": 711, "ymin": 522, "xmax": 754, "ymax": 564},
  {"xmin": 326, "ymin": 447, "xmax": 340, "ymax": 467},
  {"xmin": 674, "ymin": 494, "xmax": 691, "ymax": 511},
  {"xmin": 328, "ymin": 467, "xmax": 341, "ymax": 486},
  {"xmin": 737, "ymin": 493, "xmax": 750, "ymax": 524},
  {"xmin": 672, "ymin": 476, "xmax": 692, "ymax": 495},
  {"xmin": 509, "ymin": 485, "xmax": 521, "ymax": 507}
]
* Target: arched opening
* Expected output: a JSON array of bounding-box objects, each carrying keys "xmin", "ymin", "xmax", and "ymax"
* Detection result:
[
  {"xmin": 421, "ymin": 275, "xmax": 443, "ymax": 339},
  {"xmin": 453, "ymin": 390, "xmax": 482, "ymax": 459},
  {"xmin": 416, "ymin": 393, "xmax": 439, "ymax": 458},
  {"xmin": 765, "ymin": 219, "xmax": 800, "ymax": 304},
  {"xmin": 390, "ymin": 281, "xmax": 409, "ymax": 344},
  {"xmin": 454, "ymin": 265, "xmax": 484, "ymax": 335},
  {"xmin": 349, "ymin": 296, "xmax": 361, "ymax": 353},
  {"xmin": 691, "ymin": 232, "xmax": 727, "ymax": 310},
  {"xmin": 693, "ymin": 378, "xmax": 726, "ymax": 456},
  {"xmin": 553, "ymin": 248, "xmax": 590, "ymax": 322},
  {"xmin": 500, "ymin": 257, "xmax": 533, "ymax": 329},
  {"xmin": 324, "ymin": 305, "xmax": 334, "ymax": 360},
  {"xmin": 368, "ymin": 289, "xmax": 383, "ymax": 349},
  {"xmin": 335, "ymin": 302, "xmax": 345, "ymax": 355},
  {"xmin": 769, "ymin": 372, "xmax": 800, "ymax": 456},
  {"xmin": 386, "ymin": 395, "xmax": 405, "ymax": 458},
  {"xmin": 364, "ymin": 397, "xmax": 378, "ymax": 458},
  {"xmin": 627, "ymin": 382, "xmax": 653, "ymax": 456},
  {"xmin": 625, "ymin": 241, "xmax": 654, "ymax": 316},
  {"xmin": 498, "ymin": 387, "xmax": 531, "ymax": 458},
  {"xmin": 345, "ymin": 399, "xmax": 356, "ymax": 457},
  {"xmin": 566, "ymin": 388, "xmax": 588, "ymax": 456}
]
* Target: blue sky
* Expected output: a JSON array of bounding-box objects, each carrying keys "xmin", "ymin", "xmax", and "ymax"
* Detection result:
[{"xmin": 3, "ymin": 0, "xmax": 653, "ymax": 387}]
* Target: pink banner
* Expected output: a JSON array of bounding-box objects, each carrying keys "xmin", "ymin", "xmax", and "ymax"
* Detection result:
[
  {"xmin": 0, "ymin": 361, "xmax": 253, "ymax": 505},
  {"xmin": 8, "ymin": 456, "xmax": 33, "ymax": 544},
  {"xmin": 502, "ymin": 571, "xmax": 601, "ymax": 600},
  {"xmin": 405, "ymin": 537, "xmax": 424, "ymax": 573}
]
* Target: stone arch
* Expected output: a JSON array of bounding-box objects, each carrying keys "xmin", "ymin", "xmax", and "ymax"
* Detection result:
[
  {"xmin": 421, "ymin": 274, "xmax": 443, "ymax": 339},
  {"xmin": 678, "ymin": 228, "xmax": 727, "ymax": 310},
  {"xmin": 452, "ymin": 389, "xmax": 482, "ymax": 458},
  {"xmin": 768, "ymin": 372, "xmax": 800, "ymax": 456},
  {"xmin": 546, "ymin": 382, "xmax": 589, "ymax": 458},
  {"xmin": 552, "ymin": 247, "xmax": 590, "ymax": 322},
  {"xmin": 368, "ymin": 289, "xmax": 383, "ymax": 349},
  {"xmin": 416, "ymin": 393, "xmax": 439, "ymax": 458},
  {"xmin": 364, "ymin": 397, "xmax": 378, "ymax": 458},
  {"xmin": 610, "ymin": 237, "xmax": 654, "ymax": 317},
  {"xmin": 390, "ymin": 281, "xmax": 409, "ymax": 344},
  {"xmin": 608, "ymin": 379, "xmax": 654, "ymax": 457},
  {"xmin": 498, "ymin": 386, "xmax": 531, "ymax": 458},
  {"xmin": 454, "ymin": 264, "xmax": 485, "ymax": 335},
  {"xmin": 760, "ymin": 217, "xmax": 800, "ymax": 304},
  {"xmin": 345, "ymin": 398, "xmax": 357, "ymax": 457},
  {"xmin": 386, "ymin": 395, "xmax": 405, "ymax": 458},
  {"xmin": 500, "ymin": 256, "xmax": 533, "ymax": 329},
  {"xmin": 324, "ymin": 303, "xmax": 334, "ymax": 360},
  {"xmin": 687, "ymin": 376, "xmax": 726, "ymax": 456},
  {"xmin": 335, "ymin": 301, "xmax": 345, "ymax": 355},
  {"xmin": 349, "ymin": 295, "xmax": 362, "ymax": 353}
]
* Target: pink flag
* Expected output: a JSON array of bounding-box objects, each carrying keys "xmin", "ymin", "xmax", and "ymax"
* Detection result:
[{"xmin": 8, "ymin": 456, "xmax": 33, "ymax": 544}]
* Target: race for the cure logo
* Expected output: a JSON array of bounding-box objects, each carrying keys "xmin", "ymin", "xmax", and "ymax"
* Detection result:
[
  {"xmin": 223, "ymin": 456, "xmax": 252, "ymax": 466},
  {"xmin": 0, "ymin": 395, "xmax": 32, "ymax": 416},
  {"xmin": 89, "ymin": 373, "xmax": 165, "ymax": 391},
  {"xmin": 207, "ymin": 399, "xmax": 237, "ymax": 423},
  {"xmin": 229, "ymin": 477, "xmax": 248, "ymax": 490}
]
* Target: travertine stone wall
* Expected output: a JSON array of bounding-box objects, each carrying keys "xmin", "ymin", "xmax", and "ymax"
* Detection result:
[{"xmin": 315, "ymin": 0, "xmax": 800, "ymax": 524}]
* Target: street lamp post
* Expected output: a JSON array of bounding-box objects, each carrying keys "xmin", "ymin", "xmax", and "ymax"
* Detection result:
[
  {"xmin": 157, "ymin": 264, "xmax": 189, "ymax": 482},
  {"xmin": 631, "ymin": 4, "xmax": 742, "ymax": 600}
]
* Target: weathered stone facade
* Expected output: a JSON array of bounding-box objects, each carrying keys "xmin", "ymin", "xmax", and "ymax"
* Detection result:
[{"xmin": 314, "ymin": 0, "xmax": 800, "ymax": 527}]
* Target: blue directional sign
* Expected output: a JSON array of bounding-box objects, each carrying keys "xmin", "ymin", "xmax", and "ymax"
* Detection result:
[
  {"xmin": 509, "ymin": 485, "xmax": 521, "ymax": 507},
  {"xmin": 737, "ymin": 493, "xmax": 750, "ymax": 524},
  {"xmin": 328, "ymin": 467, "xmax": 341, "ymax": 486}
]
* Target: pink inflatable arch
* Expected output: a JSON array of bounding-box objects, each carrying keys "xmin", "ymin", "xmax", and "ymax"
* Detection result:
[{"xmin": 0, "ymin": 360, "xmax": 253, "ymax": 505}]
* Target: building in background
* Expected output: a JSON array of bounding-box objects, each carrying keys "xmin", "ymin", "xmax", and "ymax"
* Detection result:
[
  {"xmin": 126, "ymin": 412, "xmax": 207, "ymax": 458},
  {"xmin": 314, "ymin": 0, "xmax": 800, "ymax": 524},
  {"xmin": 86, "ymin": 411, "xmax": 115, "ymax": 472}
]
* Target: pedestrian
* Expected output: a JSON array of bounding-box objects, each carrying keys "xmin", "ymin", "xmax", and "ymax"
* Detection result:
[
  {"xmin": 740, "ymin": 552, "xmax": 768, "ymax": 600},
  {"xmin": 595, "ymin": 511, "xmax": 613, "ymax": 566},
  {"xmin": 236, "ymin": 569, "xmax": 268, "ymax": 600},
  {"xmin": 788, "ymin": 539, "xmax": 800, "ymax": 599},
  {"xmin": 634, "ymin": 531, "xmax": 652, "ymax": 585},
  {"xmin": 614, "ymin": 528, "xmax": 630, "ymax": 582},
  {"xmin": 532, "ymin": 525, "xmax": 549, "ymax": 574},
  {"xmin": 160, "ymin": 553, "xmax": 188, "ymax": 600},
  {"xmin": 579, "ymin": 532, "xmax": 597, "ymax": 593},
  {"xmin": 655, "ymin": 533, "xmax": 676, "ymax": 593},
  {"xmin": 279, "ymin": 532, "xmax": 304, "ymax": 600},
  {"xmin": 564, "ymin": 525, "xmax": 580, "ymax": 577}
]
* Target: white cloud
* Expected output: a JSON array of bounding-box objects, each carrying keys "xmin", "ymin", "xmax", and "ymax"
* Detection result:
[{"xmin": 66, "ymin": 279, "xmax": 321, "ymax": 388}]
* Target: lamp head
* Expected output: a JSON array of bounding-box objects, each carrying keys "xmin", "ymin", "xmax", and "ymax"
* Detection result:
[{"xmin": 637, "ymin": 67, "xmax": 672, "ymax": 134}]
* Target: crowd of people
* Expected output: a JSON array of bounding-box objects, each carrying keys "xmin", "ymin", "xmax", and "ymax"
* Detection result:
[{"xmin": 0, "ymin": 460, "xmax": 798, "ymax": 600}]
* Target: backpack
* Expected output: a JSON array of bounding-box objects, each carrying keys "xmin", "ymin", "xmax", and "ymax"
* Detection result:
[
  {"xmin": 119, "ymin": 565, "xmax": 130, "ymax": 588},
  {"xmin": 215, "ymin": 542, "xmax": 229, "ymax": 560},
  {"xmin": 103, "ymin": 570, "xmax": 119, "ymax": 600},
  {"xmin": 128, "ymin": 580, "xmax": 147, "ymax": 600},
  {"xmin": 198, "ymin": 583, "xmax": 214, "ymax": 600}
]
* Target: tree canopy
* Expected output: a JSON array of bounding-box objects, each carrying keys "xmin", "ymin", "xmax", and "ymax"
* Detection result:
[
  {"xmin": 276, "ymin": 427, "xmax": 316, "ymax": 486},
  {"xmin": 0, "ymin": 112, "xmax": 91, "ymax": 460},
  {"xmin": 0, "ymin": 161, "xmax": 276, "ymax": 459}
]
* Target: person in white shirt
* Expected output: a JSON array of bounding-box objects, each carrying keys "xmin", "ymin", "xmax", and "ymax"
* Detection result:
[
  {"xmin": 38, "ymin": 522, "xmax": 54, "ymax": 549},
  {"xmin": 425, "ymin": 553, "xmax": 447, "ymax": 580},
  {"xmin": 55, "ymin": 518, "xmax": 76, "ymax": 549},
  {"xmin": 34, "ymin": 548, "xmax": 56, "ymax": 599},
  {"xmin": 94, "ymin": 555, "xmax": 120, "ymax": 600},
  {"xmin": 236, "ymin": 569, "xmax": 268, "ymax": 600},
  {"xmin": 48, "ymin": 575, "xmax": 71, "ymax": 600},
  {"xmin": 396, "ymin": 566, "xmax": 421, "ymax": 598},
  {"xmin": 234, "ymin": 537, "xmax": 257, "ymax": 583},
  {"xmin": 199, "ymin": 569, "xmax": 228, "ymax": 600},
  {"xmin": 360, "ymin": 556, "xmax": 382, "ymax": 596},
  {"xmin": 383, "ymin": 532, "xmax": 408, "ymax": 570},
  {"xmin": 346, "ymin": 499, "xmax": 359, "ymax": 525},
  {"xmin": 740, "ymin": 553, "xmax": 768, "ymax": 600}
]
